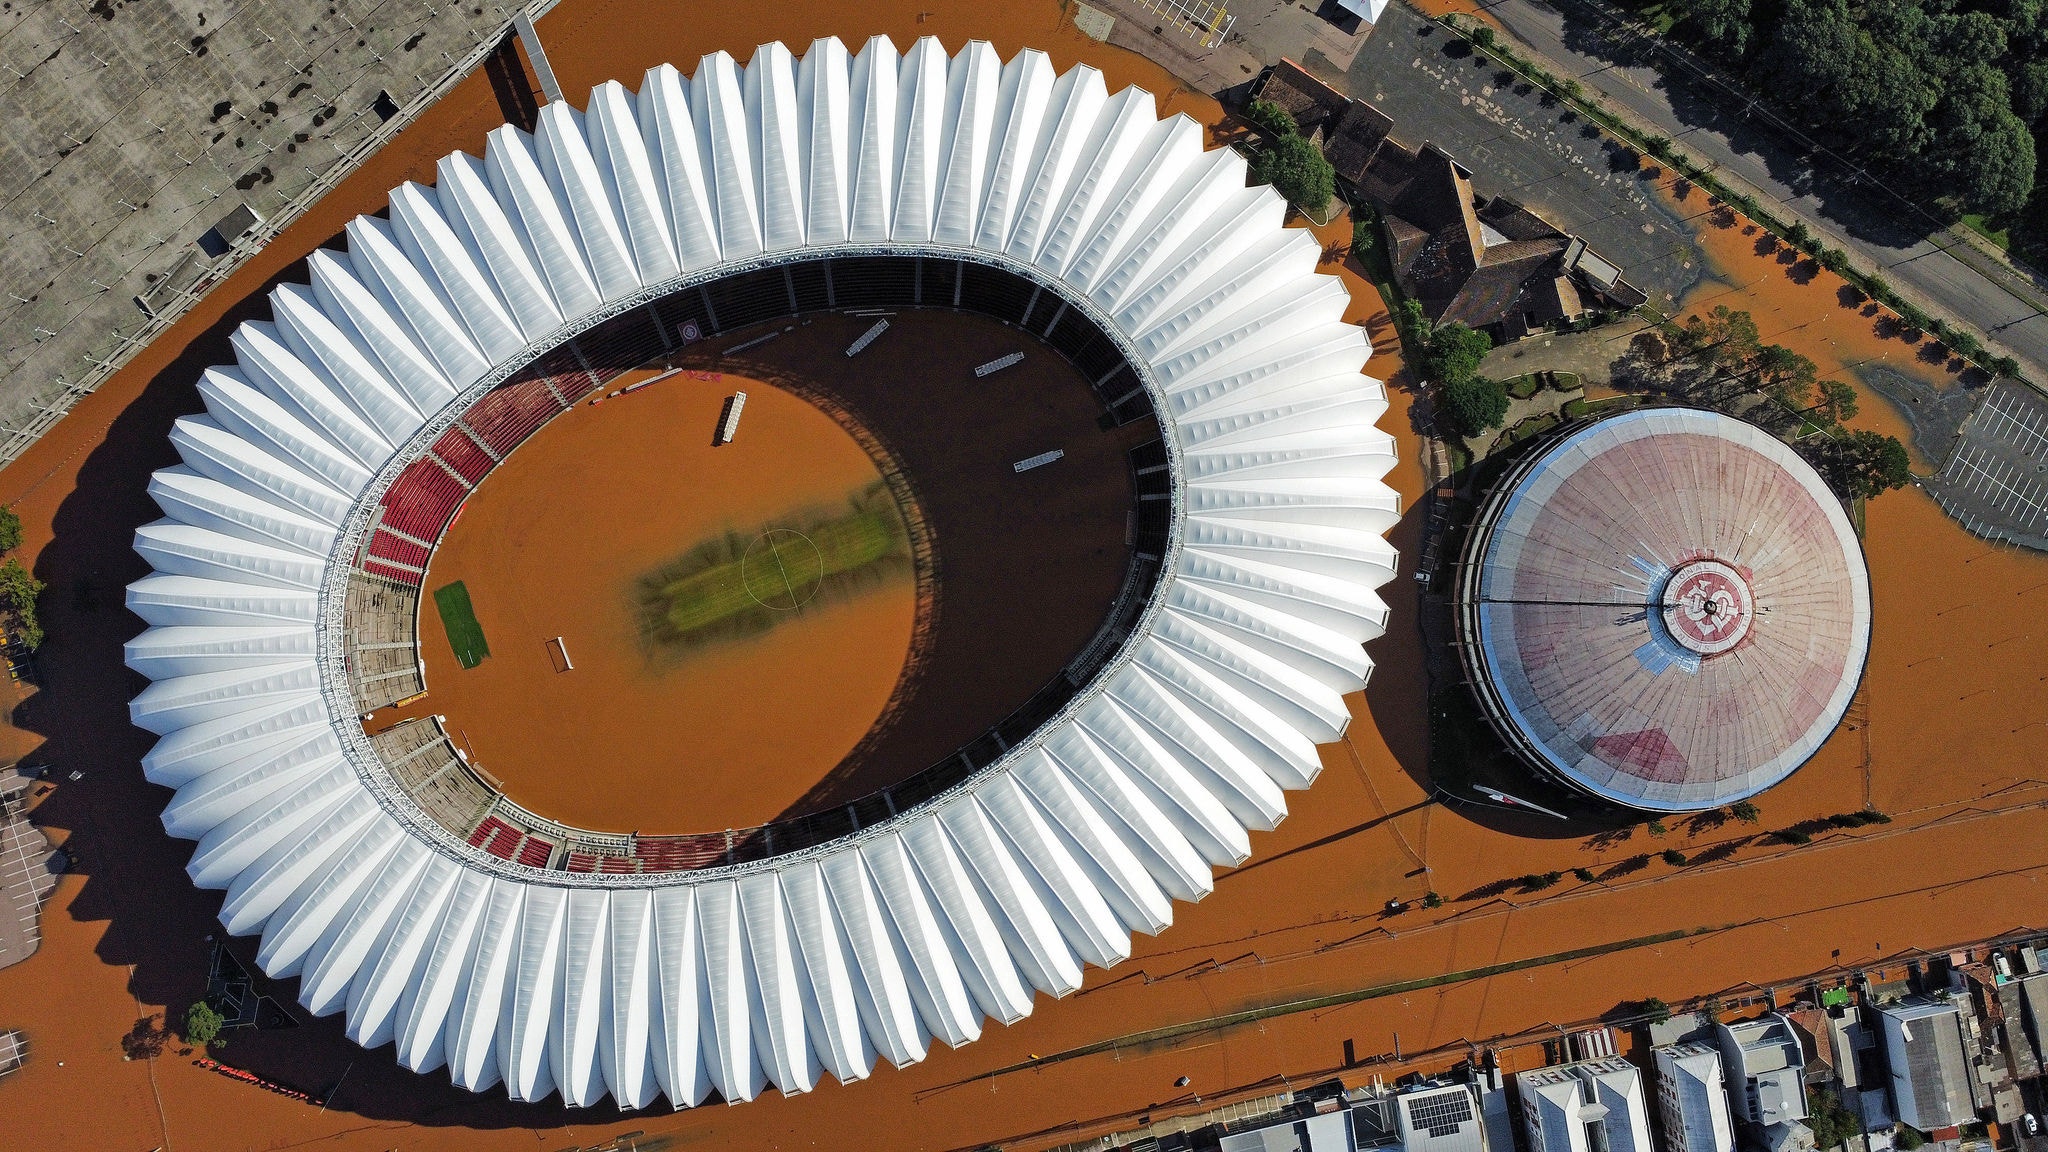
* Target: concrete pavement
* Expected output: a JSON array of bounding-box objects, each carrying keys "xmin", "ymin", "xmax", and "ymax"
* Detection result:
[
  {"xmin": 0, "ymin": 1, "xmax": 554, "ymax": 472},
  {"xmin": 1339, "ymin": 5, "xmax": 1706, "ymax": 310}
]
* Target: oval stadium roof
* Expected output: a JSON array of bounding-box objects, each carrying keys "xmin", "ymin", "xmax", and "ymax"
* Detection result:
[
  {"xmin": 123, "ymin": 36, "xmax": 1400, "ymax": 1109},
  {"xmin": 1458, "ymin": 408, "xmax": 1870, "ymax": 813}
]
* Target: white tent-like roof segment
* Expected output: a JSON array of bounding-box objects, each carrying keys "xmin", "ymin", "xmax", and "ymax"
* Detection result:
[{"xmin": 125, "ymin": 36, "xmax": 1400, "ymax": 1109}]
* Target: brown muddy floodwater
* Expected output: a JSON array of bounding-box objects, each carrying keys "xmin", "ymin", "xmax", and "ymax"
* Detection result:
[
  {"xmin": 420, "ymin": 375, "xmax": 917, "ymax": 834},
  {"xmin": 5, "ymin": 3, "xmax": 2047, "ymax": 1151}
]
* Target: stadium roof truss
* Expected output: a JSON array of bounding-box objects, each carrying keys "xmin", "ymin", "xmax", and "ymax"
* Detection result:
[{"xmin": 124, "ymin": 36, "xmax": 1400, "ymax": 1109}]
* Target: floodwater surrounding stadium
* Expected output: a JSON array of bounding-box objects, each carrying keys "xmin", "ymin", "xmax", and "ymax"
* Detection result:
[{"xmin": 0, "ymin": 0, "xmax": 2043, "ymax": 1150}]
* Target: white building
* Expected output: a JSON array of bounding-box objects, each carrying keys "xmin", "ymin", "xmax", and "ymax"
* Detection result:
[
  {"xmin": 1517, "ymin": 1058, "xmax": 1654, "ymax": 1152},
  {"xmin": 1396, "ymin": 1083, "xmax": 1488, "ymax": 1152},
  {"xmin": 121, "ymin": 36, "xmax": 1400, "ymax": 1111},
  {"xmin": 1716, "ymin": 1013, "xmax": 1810, "ymax": 1128},
  {"xmin": 1653, "ymin": 1043, "xmax": 1736, "ymax": 1152},
  {"xmin": 1880, "ymin": 1000, "xmax": 1976, "ymax": 1131}
]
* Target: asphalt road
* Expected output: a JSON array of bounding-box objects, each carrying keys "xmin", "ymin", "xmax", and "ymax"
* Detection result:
[
  {"xmin": 1470, "ymin": 0, "xmax": 2048, "ymax": 384},
  {"xmin": 1340, "ymin": 5, "xmax": 1707, "ymax": 311}
]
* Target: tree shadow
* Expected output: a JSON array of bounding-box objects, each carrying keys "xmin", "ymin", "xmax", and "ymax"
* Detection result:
[
  {"xmin": 1600, "ymin": 854, "xmax": 1650, "ymax": 881},
  {"xmin": 1457, "ymin": 877, "xmax": 1520, "ymax": 902}
]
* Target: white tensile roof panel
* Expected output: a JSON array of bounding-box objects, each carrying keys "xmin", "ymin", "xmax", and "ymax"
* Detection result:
[{"xmin": 125, "ymin": 36, "xmax": 1400, "ymax": 1110}]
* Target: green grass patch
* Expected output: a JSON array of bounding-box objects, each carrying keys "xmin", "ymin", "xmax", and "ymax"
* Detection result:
[
  {"xmin": 1505, "ymin": 374, "xmax": 1545, "ymax": 400},
  {"xmin": 636, "ymin": 480, "xmax": 911, "ymax": 654},
  {"xmin": 1960, "ymin": 214, "xmax": 2011, "ymax": 251},
  {"xmin": 433, "ymin": 581, "xmax": 490, "ymax": 669}
]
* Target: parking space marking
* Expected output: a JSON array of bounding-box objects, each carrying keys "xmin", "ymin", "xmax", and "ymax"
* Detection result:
[{"xmin": 1943, "ymin": 445, "xmax": 2048, "ymax": 532}]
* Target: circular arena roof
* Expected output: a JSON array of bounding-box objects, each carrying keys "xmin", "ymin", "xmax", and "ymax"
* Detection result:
[
  {"xmin": 1455, "ymin": 408, "xmax": 1871, "ymax": 813},
  {"xmin": 123, "ymin": 37, "xmax": 1398, "ymax": 1109}
]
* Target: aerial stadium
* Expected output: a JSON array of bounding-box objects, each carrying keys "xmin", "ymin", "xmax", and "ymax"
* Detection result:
[
  {"xmin": 1453, "ymin": 407, "xmax": 1872, "ymax": 814},
  {"xmin": 121, "ymin": 35, "xmax": 1401, "ymax": 1112}
]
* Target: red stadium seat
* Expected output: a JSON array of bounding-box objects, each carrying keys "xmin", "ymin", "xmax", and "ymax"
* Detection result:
[{"xmin": 431, "ymin": 426, "xmax": 496, "ymax": 485}]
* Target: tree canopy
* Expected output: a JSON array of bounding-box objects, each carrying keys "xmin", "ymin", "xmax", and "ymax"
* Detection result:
[
  {"xmin": 1251, "ymin": 134, "xmax": 1336, "ymax": 214},
  {"xmin": 1242, "ymin": 98, "xmax": 1297, "ymax": 141},
  {"xmin": 1442, "ymin": 373, "xmax": 1510, "ymax": 438},
  {"xmin": 1419, "ymin": 321, "xmax": 1497, "ymax": 385},
  {"xmin": 1394, "ymin": 309, "xmax": 1506, "ymax": 438},
  {"xmin": 1815, "ymin": 429, "xmax": 1913, "ymax": 498},
  {"xmin": 183, "ymin": 1001, "xmax": 225, "ymax": 1048},
  {"xmin": 0, "ymin": 559, "xmax": 42, "ymax": 651},
  {"xmin": 1674, "ymin": 0, "xmax": 2045, "ymax": 218}
]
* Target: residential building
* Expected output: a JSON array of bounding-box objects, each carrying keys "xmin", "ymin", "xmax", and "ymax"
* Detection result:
[
  {"xmin": 1652, "ymin": 1043, "xmax": 1736, "ymax": 1152},
  {"xmin": 1715, "ymin": 1014, "xmax": 1810, "ymax": 1128},
  {"xmin": 1516, "ymin": 1058, "xmax": 1653, "ymax": 1152},
  {"xmin": 1878, "ymin": 999, "xmax": 1975, "ymax": 1131}
]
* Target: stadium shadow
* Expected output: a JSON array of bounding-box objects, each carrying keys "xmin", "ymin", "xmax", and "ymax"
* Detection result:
[
  {"xmin": 1358, "ymin": 452, "xmax": 1629, "ymax": 842},
  {"xmin": 12, "ymin": 236, "xmax": 614, "ymax": 1128}
]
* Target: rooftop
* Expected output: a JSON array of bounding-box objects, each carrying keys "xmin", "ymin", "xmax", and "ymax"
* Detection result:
[{"xmin": 1458, "ymin": 408, "xmax": 1872, "ymax": 811}]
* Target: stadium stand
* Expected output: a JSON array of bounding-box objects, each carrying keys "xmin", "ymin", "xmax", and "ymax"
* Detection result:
[
  {"xmin": 343, "ymin": 574, "xmax": 424, "ymax": 712},
  {"xmin": 429, "ymin": 425, "xmax": 496, "ymax": 486},
  {"xmin": 377, "ymin": 457, "xmax": 469, "ymax": 544},
  {"xmin": 366, "ymin": 530, "xmax": 431, "ymax": 572},
  {"xmin": 339, "ymin": 256, "xmax": 1171, "ymax": 873}
]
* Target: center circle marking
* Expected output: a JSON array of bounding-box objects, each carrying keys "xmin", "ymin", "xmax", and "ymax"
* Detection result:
[
  {"xmin": 1662, "ymin": 559, "xmax": 1754, "ymax": 655},
  {"xmin": 741, "ymin": 528, "xmax": 825, "ymax": 611}
]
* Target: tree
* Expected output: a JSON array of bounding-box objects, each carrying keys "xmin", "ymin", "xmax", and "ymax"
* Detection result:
[
  {"xmin": 1750, "ymin": 344, "xmax": 1818, "ymax": 407},
  {"xmin": 1818, "ymin": 430, "xmax": 1913, "ymax": 499},
  {"xmin": 1638, "ymin": 997, "xmax": 1672, "ymax": 1024},
  {"xmin": 1730, "ymin": 800, "xmax": 1761, "ymax": 824},
  {"xmin": 1250, "ymin": 134, "xmax": 1335, "ymax": 214},
  {"xmin": 1806, "ymin": 379, "xmax": 1860, "ymax": 425},
  {"xmin": 1808, "ymin": 1088, "xmax": 1864, "ymax": 1149},
  {"xmin": 1422, "ymin": 890, "xmax": 1444, "ymax": 908},
  {"xmin": 2015, "ymin": 59, "xmax": 2048, "ymax": 128},
  {"xmin": 1895, "ymin": 1126, "xmax": 1927, "ymax": 1151},
  {"xmin": 1443, "ymin": 374, "xmax": 1509, "ymax": 437},
  {"xmin": 1925, "ymin": 65, "xmax": 2037, "ymax": 216},
  {"xmin": 1662, "ymin": 849, "xmax": 1689, "ymax": 865},
  {"xmin": 1647, "ymin": 819, "xmax": 1668, "ymax": 837},
  {"xmin": 1683, "ymin": 0, "xmax": 1754, "ymax": 56},
  {"xmin": 0, "ymin": 507, "xmax": 20, "ymax": 554},
  {"xmin": 1572, "ymin": 867, "xmax": 1596, "ymax": 883},
  {"xmin": 1680, "ymin": 305, "xmax": 1761, "ymax": 368},
  {"xmin": 0, "ymin": 558, "xmax": 43, "ymax": 651},
  {"xmin": 1422, "ymin": 321, "xmax": 1497, "ymax": 384},
  {"xmin": 1242, "ymin": 97, "xmax": 1297, "ymax": 141},
  {"xmin": 183, "ymin": 1001, "xmax": 225, "ymax": 1048}
]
